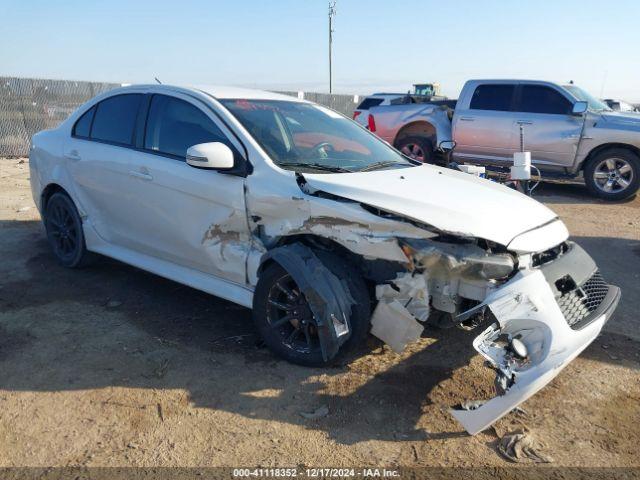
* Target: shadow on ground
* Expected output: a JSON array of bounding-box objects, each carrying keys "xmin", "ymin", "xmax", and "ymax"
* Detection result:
[
  {"xmin": 0, "ymin": 219, "xmax": 638, "ymax": 445},
  {"xmin": 533, "ymin": 181, "xmax": 639, "ymax": 206}
]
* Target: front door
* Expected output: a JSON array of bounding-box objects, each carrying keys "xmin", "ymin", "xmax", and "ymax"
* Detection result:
[
  {"xmin": 511, "ymin": 84, "xmax": 584, "ymax": 168},
  {"xmin": 123, "ymin": 93, "xmax": 250, "ymax": 284}
]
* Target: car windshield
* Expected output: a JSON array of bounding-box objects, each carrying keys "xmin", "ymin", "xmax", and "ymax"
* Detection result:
[
  {"xmin": 220, "ymin": 99, "xmax": 415, "ymax": 173},
  {"xmin": 563, "ymin": 85, "xmax": 612, "ymax": 112}
]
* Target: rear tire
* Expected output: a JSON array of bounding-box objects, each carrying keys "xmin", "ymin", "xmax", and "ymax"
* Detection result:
[
  {"xmin": 252, "ymin": 251, "xmax": 371, "ymax": 367},
  {"xmin": 396, "ymin": 136, "xmax": 434, "ymax": 164},
  {"xmin": 44, "ymin": 192, "xmax": 94, "ymax": 268},
  {"xmin": 584, "ymin": 148, "xmax": 639, "ymax": 201}
]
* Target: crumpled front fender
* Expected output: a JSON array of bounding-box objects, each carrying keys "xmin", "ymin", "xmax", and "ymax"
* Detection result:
[{"xmin": 451, "ymin": 269, "xmax": 620, "ymax": 435}]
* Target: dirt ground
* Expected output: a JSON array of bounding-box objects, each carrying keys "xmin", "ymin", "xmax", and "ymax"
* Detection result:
[{"xmin": 0, "ymin": 158, "xmax": 639, "ymax": 469}]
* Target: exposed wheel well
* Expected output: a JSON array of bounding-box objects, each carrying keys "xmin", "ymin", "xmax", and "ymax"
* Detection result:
[
  {"xmin": 41, "ymin": 183, "xmax": 69, "ymax": 212},
  {"xmin": 393, "ymin": 121, "xmax": 436, "ymax": 147},
  {"xmin": 257, "ymin": 234, "xmax": 359, "ymax": 279},
  {"xmin": 255, "ymin": 234, "xmax": 404, "ymax": 300},
  {"xmin": 581, "ymin": 143, "xmax": 640, "ymax": 170}
]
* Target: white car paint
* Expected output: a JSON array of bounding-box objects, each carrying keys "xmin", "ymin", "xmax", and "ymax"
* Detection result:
[
  {"xmin": 303, "ymin": 165, "xmax": 559, "ymax": 247},
  {"xmin": 29, "ymin": 84, "xmax": 619, "ymax": 435}
]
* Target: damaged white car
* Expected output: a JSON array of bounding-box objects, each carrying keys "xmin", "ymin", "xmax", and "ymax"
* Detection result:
[{"xmin": 29, "ymin": 85, "xmax": 620, "ymax": 434}]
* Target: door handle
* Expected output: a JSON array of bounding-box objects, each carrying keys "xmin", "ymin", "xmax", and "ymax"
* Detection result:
[
  {"xmin": 459, "ymin": 117, "xmax": 475, "ymax": 121},
  {"xmin": 64, "ymin": 150, "xmax": 81, "ymax": 161},
  {"xmin": 516, "ymin": 120, "xmax": 533, "ymax": 125},
  {"xmin": 128, "ymin": 170, "xmax": 153, "ymax": 181}
]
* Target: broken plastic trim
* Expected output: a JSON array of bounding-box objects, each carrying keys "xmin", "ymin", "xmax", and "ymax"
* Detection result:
[
  {"xmin": 402, "ymin": 237, "xmax": 516, "ymax": 280},
  {"xmin": 261, "ymin": 243, "xmax": 355, "ymax": 361},
  {"xmin": 451, "ymin": 269, "xmax": 617, "ymax": 435}
]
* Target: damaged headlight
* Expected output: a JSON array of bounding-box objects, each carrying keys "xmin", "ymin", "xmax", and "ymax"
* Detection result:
[
  {"xmin": 400, "ymin": 237, "xmax": 516, "ymax": 280},
  {"xmin": 509, "ymin": 337, "xmax": 528, "ymax": 359}
]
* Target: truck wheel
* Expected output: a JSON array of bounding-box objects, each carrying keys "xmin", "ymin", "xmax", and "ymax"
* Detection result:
[
  {"xmin": 252, "ymin": 252, "xmax": 371, "ymax": 367},
  {"xmin": 396, "ymin": 136, "xmax": 433, "ymax": 164},
  {"xmin": 44, "ymin": 192, "xmax": 94, "ymax": 268},
  {"xmin": 584, "ymin": 148, "xmax": 639, "ymax": 200}
]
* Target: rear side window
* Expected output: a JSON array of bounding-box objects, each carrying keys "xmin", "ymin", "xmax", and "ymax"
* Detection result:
[
  {"xmin": 356, "ymin": 98, "xmax": 384, "ymax": 110},
  {"xmin": 144, "ymin": 95, "xmax": 230, "ymax": 158},
  {"xmin": 517, "ymin": 86, "xmax": 572, "ymax": 115},
  {"xmin": 72, "ymin": 106, "xmax": 95, "ymax": 138},
  {"xmin": 470, "ymin": 84, "xmax": 515, "ymax": 111},
  {"xmin": 91, "ymin": 94, "xmax": 142, "ymax": 145}
]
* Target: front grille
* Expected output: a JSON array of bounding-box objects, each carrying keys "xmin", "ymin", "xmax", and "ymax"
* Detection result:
[{"xmin": 556, "ymin": 271, "xmax": 609, "ymax": 328}]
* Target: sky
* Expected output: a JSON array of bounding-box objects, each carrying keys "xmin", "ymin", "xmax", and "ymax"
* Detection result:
[{"xmin": 1, "ymin": 0, "xmax": 639, "ymax": 101}]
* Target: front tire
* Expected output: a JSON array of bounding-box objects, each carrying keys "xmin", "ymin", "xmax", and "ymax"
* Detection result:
[
  {"xmin": 252, "ymin": 252, "xmax": 371, "ymax": 367},
  {"xmin": 44, "ymin": 192, "xmax": 93, "ymax": 268},
  {"xmin": 584, "ymin": 148, "xmax": 639, "ymax": 200}
]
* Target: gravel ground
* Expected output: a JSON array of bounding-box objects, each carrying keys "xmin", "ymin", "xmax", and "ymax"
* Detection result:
[{"xmin": 0, "ymin": 158, "xmax": 639, "ymax": 469}]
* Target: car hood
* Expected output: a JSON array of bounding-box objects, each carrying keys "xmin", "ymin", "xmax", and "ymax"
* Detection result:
[
  {"xmin": 303, "ymin": 165, "xmax": 559, "ymax": 247},
  {"xmin": 599, "ymin": 111, "xmax": 640, "ymax": 130}
]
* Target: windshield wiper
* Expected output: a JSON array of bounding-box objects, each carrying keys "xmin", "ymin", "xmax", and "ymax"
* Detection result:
[
  {"xmin": 359, "ymin": 160, "xmax": 411, "ymax": 172},
  {"xmin": 278, "ymin": 162, "xmax": 352, "ymax": 173}
]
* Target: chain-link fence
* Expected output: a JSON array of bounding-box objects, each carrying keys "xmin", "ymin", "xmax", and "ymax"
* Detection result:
[
  {"xmin": 0, "ymin": 77, "xmax": 121, "ymax": 156},
  {"xmin": 0, "ymin": 76, "xmax": 362, "ymax": 157}
]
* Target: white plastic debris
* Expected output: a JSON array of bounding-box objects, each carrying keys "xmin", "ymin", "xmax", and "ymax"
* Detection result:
[
  {"xmin": 370, "ymin": 300, "xmax": 424, "ymax": 353},
  {"xmin": 375, "ymin": 272, "xmax": 430, "ymax": 322}
]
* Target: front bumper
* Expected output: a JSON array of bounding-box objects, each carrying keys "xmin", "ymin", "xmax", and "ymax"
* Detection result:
[{"xmin": 451, "ymin": 261, "xmax": 620, "ymax": 435}]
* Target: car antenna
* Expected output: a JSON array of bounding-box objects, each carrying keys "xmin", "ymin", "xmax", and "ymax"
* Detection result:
[{"xmin": 154, "ymin": 77, "xmax": 162, "ymax": 84}]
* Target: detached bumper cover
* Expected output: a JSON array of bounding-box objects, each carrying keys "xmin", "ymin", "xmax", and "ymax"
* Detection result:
[{"xmin": 451, "ymin": 268, "xmax": 620, "ymax": 435}]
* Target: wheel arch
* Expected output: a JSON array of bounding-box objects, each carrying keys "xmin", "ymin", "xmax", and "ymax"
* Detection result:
[
  {"xmin": 255, "ymin": 233, "xmax": 404, "ymax": 299},
  {"xmin": 41, "ymin": 183, "xmax": 70, "ymax": 214},
  {"xmin": 256, "ymin": 234, "xmax": 363, "ymax": 280},
  {"xmin": 393, "ymin": 121, "xmax": 437, "ymax": 147},
  {"xmin": 581, "ymin": 142, "xmax": 640, "ymax": 171}
]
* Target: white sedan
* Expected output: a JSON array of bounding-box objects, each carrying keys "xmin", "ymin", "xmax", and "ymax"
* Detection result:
[{"xmin": 29, "ymin": 84, "xmax": 620, "ymax": 434}]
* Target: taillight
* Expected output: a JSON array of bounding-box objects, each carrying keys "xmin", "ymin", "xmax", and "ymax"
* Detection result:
[
  {"xmin": 353, "ymin": 111, "xmax": 361, "ymax": 120},
  {"xmin": 367, "ymin": 114, "xmax": 376, "ymax": 132}
]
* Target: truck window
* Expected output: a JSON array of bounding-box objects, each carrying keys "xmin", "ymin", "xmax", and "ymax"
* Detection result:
[
  {"xmin": 356, "ymin": 98, "xmax": 384, "ymax": 110},
  {"xmin": 469, "ymin": 85, "xmax": 515, "ymax": 111},
  {"xmin": 516, "ymin": 85, "xmax": 572, "ymax": 115}
]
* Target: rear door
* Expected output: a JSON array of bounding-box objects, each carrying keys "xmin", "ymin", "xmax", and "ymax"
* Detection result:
[
  {"xmin": 123, "ymin": 93, "xmax": 249, "ymax": 284},
  {"xmin": 63, "ymin": 93, "xmax": 144, "ymax": 245},
  {"xmin": 453, "ymin": 83, "xmax": 519, "ymax": 164},
  {"xmin": 512, "ymin": 84, "xmax": 584, "ymax": 168}
]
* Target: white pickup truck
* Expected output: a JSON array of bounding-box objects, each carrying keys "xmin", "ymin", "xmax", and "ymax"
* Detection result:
[{"xmin": 366, "ymin": 79, "xmax": 640, "ymax": 200}]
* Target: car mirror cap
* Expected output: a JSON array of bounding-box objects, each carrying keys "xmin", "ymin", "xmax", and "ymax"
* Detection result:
[{"xmin": 186, "ymin": 142, "xmax": 235, "ymax": 170}]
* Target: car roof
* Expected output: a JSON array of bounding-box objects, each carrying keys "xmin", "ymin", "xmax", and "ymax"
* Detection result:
[{"xmin": 113, "ymin": 84, "xmax": 307, "ymax": 102}]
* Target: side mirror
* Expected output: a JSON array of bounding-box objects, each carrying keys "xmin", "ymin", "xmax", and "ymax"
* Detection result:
[
  {"xmin": 438, "ymin": 140, "xmax": 457, "ymax": 152},
  {"xmin": 186, "ymin": 142, "xmax": 234, "ymax": 170},
  {"xmin": 572, "ymin": 101, "xmax": 588, "ymax": 115}
]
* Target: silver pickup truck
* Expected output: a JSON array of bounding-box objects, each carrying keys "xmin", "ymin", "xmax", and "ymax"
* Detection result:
[{"xmin": 366, "ymin": 79, "xmax": 640, "ymax": 200}]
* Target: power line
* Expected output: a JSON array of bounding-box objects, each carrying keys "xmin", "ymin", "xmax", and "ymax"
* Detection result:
[{"xmin": 328, "ymin": 1, "xmax": 336, "ymax": 94}]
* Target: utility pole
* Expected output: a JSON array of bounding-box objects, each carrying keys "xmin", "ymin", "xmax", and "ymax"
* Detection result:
[{"xmin": 328, "ymin": 1, "xmax": 336, "ymax": 94}]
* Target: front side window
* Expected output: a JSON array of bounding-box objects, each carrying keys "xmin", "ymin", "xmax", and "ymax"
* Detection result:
[
  {"xmin": 90, "ymin": 94, "xmax": 142, "ymax": 145},
  {"xmin": 144, "ymin": 95, "xmax": 229, "ymax": 158},
  {"xmin": 469, "ymin": 84, "xmax": 515, "ymax": 111},
  {"xmin": 516, "ymin": 86, "xmax": 572, "ymax": 115},
  {"xmin": 220, "ymin": 99, "xmax": 413, "ymax": 173}
]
